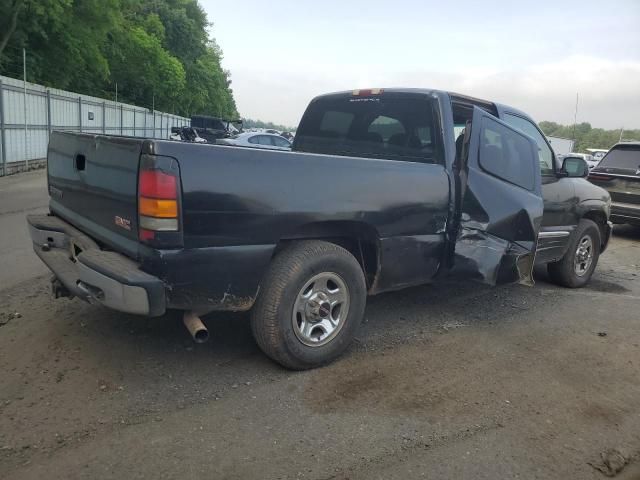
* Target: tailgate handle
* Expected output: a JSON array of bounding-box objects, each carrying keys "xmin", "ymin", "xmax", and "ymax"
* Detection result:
[{"xmin": 74, "ymin": 154, "xmax": 86, "ymax": 171}]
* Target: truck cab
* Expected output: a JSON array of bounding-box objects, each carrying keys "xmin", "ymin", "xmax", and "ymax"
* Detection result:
[{"xmin": 490, "ymin": 101, "xmax": 611, "ymax": 268}]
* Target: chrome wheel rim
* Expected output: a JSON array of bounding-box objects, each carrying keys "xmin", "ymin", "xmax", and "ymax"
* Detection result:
[
  {"xmin": 574, "ymin": 235, "xmax": 594, "ymax": 277},
  {"xmin": 292, "ymin": 272, "xmax": 350, "ymax": 347}
]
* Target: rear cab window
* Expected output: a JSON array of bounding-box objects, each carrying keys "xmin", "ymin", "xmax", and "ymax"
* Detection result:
[
  {"xmin": 294, "ymin": 92, "xmax": 443, "ymax": 164},
  {"xmin": 598, "ymin": 145, "xmax": 640, "ymax": 172}
]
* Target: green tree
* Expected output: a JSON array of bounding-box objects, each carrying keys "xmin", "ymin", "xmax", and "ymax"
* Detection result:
[
  {"xmin": 0, "ymin": 0, "xmax": 25, "ymax": 57},
  {"xmin": 0, "ymin": 0, "xmax": 119, "ymax": 95},
  {"xmin": 105, "ymin": 25, "xmax": 186, "ymax": 111},
  {"xmin": 539, "ymin": 121, "xmax": 639, "ymax": 152},
  {"xmin": 0, "ymin": 0, "xmax": 238, "ymax": 118}
]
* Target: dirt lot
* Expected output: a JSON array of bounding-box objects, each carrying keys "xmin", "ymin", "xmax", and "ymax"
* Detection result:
[{"xmin": 1, "ymin": 171, "xmax": 640, "ymax": 479}]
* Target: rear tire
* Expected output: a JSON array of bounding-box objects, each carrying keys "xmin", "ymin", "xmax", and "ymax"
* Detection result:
[
  {"xmin": 251, "ymin": 240, "xmax": 366, "ymax": 370},
  {"xmin": 547, "ymin": 219, "xmax": 601, "ymax": 288}
]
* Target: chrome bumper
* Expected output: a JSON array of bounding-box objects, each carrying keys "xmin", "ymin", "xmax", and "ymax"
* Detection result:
[{"xmin": 27, "ymin": 214, "xmax": 166, "ymax": 316}]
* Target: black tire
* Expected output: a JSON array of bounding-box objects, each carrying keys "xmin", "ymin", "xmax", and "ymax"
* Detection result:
[
  {"xmin": 547, "ymin": 219, "xmax": 601, "ymax": 288},
  {"xmin": 250, "ymin": 240, "xmax": 367, "ymax": 370}
]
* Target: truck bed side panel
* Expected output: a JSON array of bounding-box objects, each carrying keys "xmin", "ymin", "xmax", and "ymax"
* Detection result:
[
  {"xmin": 152, "ymin": 141, "xmax": 451, "ymax": 295},
  {"xmin": 153, "ymin": 142, "xmax": 450, "ymax": 245}
]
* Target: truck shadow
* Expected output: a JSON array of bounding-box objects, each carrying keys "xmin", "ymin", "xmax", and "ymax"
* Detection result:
[
  {"xmin": 61, "ymin": 237, "xmax": 634, "ymax": 383},
  {"xmin": 62, "ymin": 277, "xmax": 511, "ymax": 384},
  {"xmin": 69, "ymin": 269, "xmax": 564, "ymax": 377},
  {"xmin": 612, "ymin": 223, "xmax": 640, "ymax": 240}
]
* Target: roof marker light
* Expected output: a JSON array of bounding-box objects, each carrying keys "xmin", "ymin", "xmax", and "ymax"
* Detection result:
[{"xmin": 352, "ymin": 88, "xmax": 383, "ymax": 96}]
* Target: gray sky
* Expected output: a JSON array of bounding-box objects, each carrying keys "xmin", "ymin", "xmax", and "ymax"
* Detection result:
[{"xmin": 202, "ymin": 0, "xmax": 640, "ymax": 129}]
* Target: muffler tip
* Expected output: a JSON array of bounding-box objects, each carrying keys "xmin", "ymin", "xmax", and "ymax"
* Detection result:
[
  {"xmin": 183, "ymin": 311, "xmax": 209, "ymax": 344},
  {"xmin": 193, "ymin": 328, "xmax": 209, "ymax": 344}
]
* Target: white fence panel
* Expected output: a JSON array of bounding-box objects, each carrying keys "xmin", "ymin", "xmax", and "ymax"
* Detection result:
[{"xmin": 0, "ymin": 74, "xmax": 190, "ymax": 175}]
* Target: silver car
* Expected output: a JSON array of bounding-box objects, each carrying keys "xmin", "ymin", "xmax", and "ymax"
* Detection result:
[
  {"xmin": 217, "ymin": 132, "xmax": 291, "ymax": 151},
  {"xmin": 569, "ymin": 152, "xmax": 599, "ymax": 169}
]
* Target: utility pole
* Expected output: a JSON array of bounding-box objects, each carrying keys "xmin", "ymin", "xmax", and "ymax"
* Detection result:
[
  {"xmin": 115, "ymin": 82, "xmax": 119, "ymax": 134},
  {"xmin": 152, "ymin": 94, "xmax": 155, "ymax": 138},
  {"xmin": 23, "ymin": 48, "xmax": 28, "ymax": 171},
  {"xmin": 619, "ymin": 127, "xmax": 624, "ymax": 142},
  {"xmin": 571, "ymin": 92, "xmax": 579, "ymax": 145}
]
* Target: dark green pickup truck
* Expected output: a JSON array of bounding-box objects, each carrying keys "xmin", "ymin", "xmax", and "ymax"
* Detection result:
[{"xmin": 28, "ymin": 88, "xmax": 612, "ymax": 369}]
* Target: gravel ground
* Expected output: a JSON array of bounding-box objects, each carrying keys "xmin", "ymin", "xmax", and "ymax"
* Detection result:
[{"xmin": 1, "ymin": 171, "xmax": 639, "ymax": 479}]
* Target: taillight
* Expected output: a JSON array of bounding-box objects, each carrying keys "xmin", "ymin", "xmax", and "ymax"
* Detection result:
[{"xmin": 138, "ymin": 154, "xmax": 181, "ymax": 244}]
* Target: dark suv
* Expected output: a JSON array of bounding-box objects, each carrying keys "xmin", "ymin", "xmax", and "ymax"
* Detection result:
[{"xmin": 588, "ymin": 142, "xmax": 640, "ymax": 225}]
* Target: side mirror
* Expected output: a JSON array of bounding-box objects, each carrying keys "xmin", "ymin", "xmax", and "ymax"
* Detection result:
[{"xmin": 561, "ymin": 156, "xmax": 589, "ymax": 178}]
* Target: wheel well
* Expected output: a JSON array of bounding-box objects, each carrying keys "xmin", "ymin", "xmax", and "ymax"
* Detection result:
[
  {"xmin": 273, "ymin": 222, "xmax": 380, "ymax": 289},
  {"xmin": 582, "ymin": 210, "xmax": 607, "ymax": 246}
]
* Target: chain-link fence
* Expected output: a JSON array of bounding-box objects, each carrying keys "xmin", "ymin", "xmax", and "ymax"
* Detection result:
[{"xmin": 0, "ymin": 75, "xmax": 190, "ymax": 176}]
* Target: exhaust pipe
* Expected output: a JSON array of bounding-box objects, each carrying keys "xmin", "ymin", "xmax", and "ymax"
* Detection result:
[{"xmin": 183, "ymin": 311, "xmax": 209, "ymax": 343}]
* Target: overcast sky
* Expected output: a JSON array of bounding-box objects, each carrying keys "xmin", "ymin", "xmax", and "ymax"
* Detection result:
[{"xmin": 201, "ymin": 0, "xmax": 640, "ymax": 129}]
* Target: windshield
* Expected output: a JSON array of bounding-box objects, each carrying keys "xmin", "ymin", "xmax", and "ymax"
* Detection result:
[
  {"xmin": 598, "ymin": 146, "xmax": 640, "ymax": 170},
  {"xmin": 295, "ymin": 93, "xmax": 442, "ymax": 164}
]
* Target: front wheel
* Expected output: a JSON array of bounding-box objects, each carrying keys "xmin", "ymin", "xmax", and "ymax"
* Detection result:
[
  {"xmin": 547, "ymin": 219, "xmax": 601, "ymax": 288},
  {"xmin": 251, "ymin": 240, "xmax": 367, "ymax": 370}
]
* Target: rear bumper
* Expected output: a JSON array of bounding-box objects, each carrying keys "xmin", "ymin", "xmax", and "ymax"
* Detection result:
[
  {"xmin": 27, "ymin": 214, "xmax": 166, "ymax": 316},
  {"xmin": 610, "ymin": 202, "xmax": 640, "ymax": 225}
]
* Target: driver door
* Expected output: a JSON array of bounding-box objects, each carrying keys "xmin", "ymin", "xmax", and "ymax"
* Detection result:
[{"xmin": 452, "ymin": 107, "xmax": 544, "ymax": 285}]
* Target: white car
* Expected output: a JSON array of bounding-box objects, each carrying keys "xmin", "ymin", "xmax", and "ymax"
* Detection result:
[
  {"xmin": 170, "ymin": 127, "xmax": 207, "ymax": 143},
  {"xmin": 217, "ymin": 132, "xmax": 291, "ymax": 151},
  {"xmin": 564, "ymin": 152, "xmax": 598, "ymax": 169},
  {"xmin": 586, "ymin": 148, "xmax": 608, "ymax": 163}
]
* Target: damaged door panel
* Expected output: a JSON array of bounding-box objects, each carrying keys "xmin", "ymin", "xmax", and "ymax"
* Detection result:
[{"xmin": 452, "ymin": 107, "xmax": 544, "ymax": 286}]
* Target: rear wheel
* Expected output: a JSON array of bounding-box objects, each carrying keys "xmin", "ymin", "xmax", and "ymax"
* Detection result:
[
  {"xmin": 547, "ymin": 219, "xmax": 601, "ymax": 288},
  {"xmin": 251, "ymin": 240, "xmax": 367, "ymax": 370}
]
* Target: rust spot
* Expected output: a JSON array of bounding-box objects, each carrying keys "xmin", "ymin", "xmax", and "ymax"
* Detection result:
[{"xmin": 167, "ymin": 287, "xmax": 257, "ymax": 312}]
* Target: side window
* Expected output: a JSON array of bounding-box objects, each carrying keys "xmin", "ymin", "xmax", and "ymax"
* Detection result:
[
  {"xmin": 258, "ymin": 135, "xmax": 273, "ymax": 146},
  {"xmin": 503, "ymin": 113, "xmax": 554, "ymax": 175},
  {"xmin": 453, "ymin": 125, "xmax": 466, "ymax": 140},
  {"xmin": 479, "ymin": 117, "xmax": 536, "ymax": 191},
  {"xmin": 273, "ymin": 136, "xmax": 291, "ymax": 148},
  {"xmin": 248, "ymin": 135, "xmax": 259, "ymax": 144}
]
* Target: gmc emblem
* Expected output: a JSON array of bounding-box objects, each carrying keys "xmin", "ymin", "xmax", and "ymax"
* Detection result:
[{"xmin": 114, "ymin": 215, "xmax": 132, "ymax": 231}]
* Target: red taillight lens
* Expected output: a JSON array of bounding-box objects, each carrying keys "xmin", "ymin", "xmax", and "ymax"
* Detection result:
[
  {"xmin": 139, "ymin": 170, "xmax": 177, "ymax": 199},
  {"xmin": 138, "ymin": 228, "xmax": 155, "ymax": 242}
]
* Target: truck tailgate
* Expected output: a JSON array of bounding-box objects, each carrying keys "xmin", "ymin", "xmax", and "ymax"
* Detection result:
[{"xmin": 47, "ymin": 131, "xmax": 145, "ymax": 258}]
